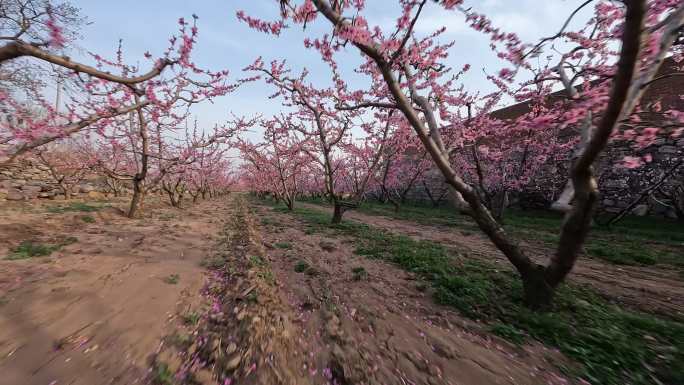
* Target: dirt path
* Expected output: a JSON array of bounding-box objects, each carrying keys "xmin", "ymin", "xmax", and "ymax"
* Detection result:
[
  {"xmin": 298, "ymin": 202, "xmax": 684, "ymax": 318},
  {"xmin": 243, "ymin": 200, "xmax": 571, "ymax": 385},
  {"xmin": 0, "ymin": 198, "xmax": 229, "ymax": 385}
]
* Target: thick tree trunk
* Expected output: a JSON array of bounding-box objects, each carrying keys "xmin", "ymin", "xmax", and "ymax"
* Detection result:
[
  {"xmin": 491, "ymin": 190, "xmax": 508, "ymax": 221},
  {"xmin": 128, "ymin": 179, "xmax": 143, "ymax": 218},
  {"xmin": 521, "ymin": 265, "xmax": 555, "ymax": 309},
  {"xmin": 332, "ymin": 203, "xmax": 344, "ymax": 224}
]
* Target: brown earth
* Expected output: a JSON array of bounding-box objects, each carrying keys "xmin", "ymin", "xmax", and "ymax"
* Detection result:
[
  {"xmin": 0, "ymin": 194, "xmax": 584, "ymax": 385},
  {"xmin": 0, "ymin": 197, "xmax": 227, "ymax": 385},
  {"xmin": 243, "ymin": 199, "xmax": 572, "ymax": 385},
  {"xmin": 298, "ymin": 202, "xmax": 684, "ymax": 319}
]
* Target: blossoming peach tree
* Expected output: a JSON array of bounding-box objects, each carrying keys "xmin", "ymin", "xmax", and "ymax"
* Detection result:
[
  {"xmin": 239, "ymin": 0, "xmax": 683, "ymax": 308},
  {"xmin": 1, "ymin": 1, "xmax": 249, "ymax": 217}
]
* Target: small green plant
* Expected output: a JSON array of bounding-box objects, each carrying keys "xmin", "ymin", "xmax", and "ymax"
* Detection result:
[
  {"xmin": 274, "ymin": 242, "xmax": 292, "ymax": 250},
  {"xmin": 351, "ymin": 266, "xmax": 368, "ymax": 281},
  {"xmin": 258, "ymin": 270, "xmax": 275, "ymax": 285},
  {"xmin": 249, "ymin": 255, "xmax": 266, "ymax": 267},
  {"xmin": 152, "ymin": 363, "xmax": 174, "ymax": 385},
  {"xmin": 6, "ymin": 240, "xmax": 61, "ymax": 260},
  {"xmin": 164, "ymin": 274, "xmax": 180, "ymax": 285},
  {"xmin": 183, "ymin": 312, "xmax": 201, "ymax": 326},
  {"xmin": 166, "ymin": 332, "xmax": 192, "ymax": 349},
  {"xmin": 294, "ymin": 260, "xmax": 310, "ymax": 273},
  {"xmin": 81, "ymin": 215, "xmax": 96, "ymax": 223}
]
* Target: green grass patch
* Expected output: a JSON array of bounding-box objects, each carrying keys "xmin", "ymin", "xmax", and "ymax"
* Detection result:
[
  {"xmin": 490, "ymin": 322, "xmax": 527, "ymax": 345},
  {"xmin": 351, "ymin": 266, "xmax": 368, "ymax": 281},
  {"xmin": 152, "ymin": 362, "xmax": 174, "ymax": 385},
  {"xmin": 164, "ymin": 274, "xmax": 180, "ymax": 285},
  {"xmin": 263, "ymin": 200, "xmax": 684, "ymax": 385},
  {"xmin": 274, "ymin": 242, "xmax": 292, "ymax": 250},
  {"xmin": 294, "ymin": 260, "xmax": 310, "ymax": 273},
  {"xmin": 183, "ymin": 312, "xmax": 201, "ymax": 326},
  {"xmin": 5, "ymin": 237, "xmax": 77, "ymax": 260},
  {"xmin": 249, "ymin": 255, "xmax": 266, "ymax": 267},
  {"xmin": 305, "ymin": 199, "xmax": 684, "ymax": 269},
  {"xmin": 81, "ymin": 215, "xmax": 96, "ymax": 223},
  {"xmin": 47, "ymin": 202, "xmax": 105, "ymax": 213}
]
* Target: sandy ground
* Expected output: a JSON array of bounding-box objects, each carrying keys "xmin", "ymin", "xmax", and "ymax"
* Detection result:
[
  {"xmin": 298, "ymin": 202, "xmax": 684, "ymax": 318},
  {"xmin": 1, "ymin": 194, "xmax": 624, "ymax": 384},
  {"xmin": 0, "ymin": 197, "xmax": 228, "ymax": 385}
]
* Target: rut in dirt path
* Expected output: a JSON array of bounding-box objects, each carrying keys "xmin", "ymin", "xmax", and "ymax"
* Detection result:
[
  {"xmin": 250, "ymin": 200, "xmax": 572, "ymax": 385},
  {"xmin": 297, "ymin": 202, "xmax": 684, "ymax": 318}
]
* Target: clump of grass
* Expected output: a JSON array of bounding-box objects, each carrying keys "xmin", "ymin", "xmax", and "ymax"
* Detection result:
[
  {"xmin": 152, "ymin": 363, "xmax": 174, "ymax": 385},
  {"xmin": 273, "ymin": 203, "xmax": 684, "ymax": 385},
  {"xmin": 5, "ymin": 238, "xmax": 76, "ymax": 260},
  {"xmin": 586, "ymin": 241, "xmax": 658, "ymax": 265},
  {"xmin": 351, "ymin": 266, "xmax": 368, "ymax": 281},
  {"xmin": 183, "ymin": 312, "xmax": 201, "ymax": 326},
  {"xmin": 249, "ymin": 255, "xmax": 266, "ymax": 267},
  {"xmin": 490, "ymin": 322, "xmax": 526, "ymax": 345},
  {"xmin": 81, "ymin": 215, "xmax": 96, "ymax": 223},
  {"xmin": 258, "ymin": 269, "xmax": 275, "ymax": 285},
  {"xmin": 166, "ymin": 332, "xmax": 192, "ymax": 350},
  {"xmin": 164, "ymin": 274, "xmax": 180, "ymax": 285},
  {"xmin": 48, "ymin": 202, "xmax": 103, "ymax": 213},
  {"xmin": 294, "ymin": 260, "xmax": 310, "ymax": 273},
  {"xmin": 274, "ymin": 242, "xmax": 292, "ymax": 250}
]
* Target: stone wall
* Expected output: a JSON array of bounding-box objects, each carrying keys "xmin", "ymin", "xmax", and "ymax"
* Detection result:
[
  {"xmin": 0, "ymin": 157, "xmax": 108, "ymax": 201},
  {"xmin": 595, "ymin": 137, "xmax": 683, "ymax": 218},
  {"xmin": 392, "ymin": 134, "xmax": 683, "ymax": 219}
]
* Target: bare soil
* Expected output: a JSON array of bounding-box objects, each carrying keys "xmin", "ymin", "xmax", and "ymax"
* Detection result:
[
  {"xmin": 0, "ymin": 194, "xmax": 600, "ymax": 384},
  {"xmin": 0, "ymin": 197, "xmax": 227, "ymax": 385},
  {"xmin": 298, "ymin": 202, "xmax": 684, "ymax": 319},
  {"xmin": 241, "ymin": 199, "xmax": 572, "ymax": 385}
]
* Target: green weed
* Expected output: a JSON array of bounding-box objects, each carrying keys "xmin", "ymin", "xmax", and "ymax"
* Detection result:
[
  {"xmin": 5, "ymin": 238, "xmax": 76, "ymax": 260},
  {"xmin": 164, "ymin": 274, "xmax": 180, "ymax": 285},
  {"xmin": 47, "ymin": 202, "xmax": 104, "ymax": 213}
]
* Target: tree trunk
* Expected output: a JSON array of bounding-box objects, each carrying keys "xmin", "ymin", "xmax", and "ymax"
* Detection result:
[
  {"xmin": 332, "ymin": 203, "xmax": 344, "ymax": 224},
  {"xmin": 128, "ymin": 178, "xmax": 143, "ymax": 218},
  {"xmin": 60, "ymin": 184, "xmax": 71, "ymax": 200},
  {"xmin": 285, "ymin": 195, "xmax": 294, "ymax": 211},
  {"xmin": 491, "ymin": 190, "xmax": 508, "ymax": 221},
  {"xmin": 521, "ymin": 265, "xmax": 555, "ymax": 309}
]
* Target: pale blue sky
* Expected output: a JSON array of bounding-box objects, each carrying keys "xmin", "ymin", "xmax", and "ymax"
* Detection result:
[{"xmin": 68, "ymin": 1, "xmax": 593, "ymax": 139}]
